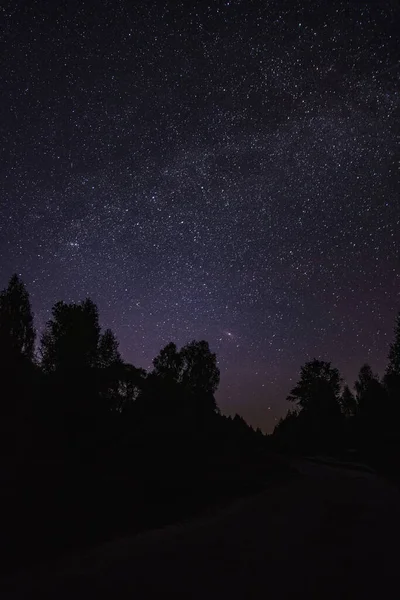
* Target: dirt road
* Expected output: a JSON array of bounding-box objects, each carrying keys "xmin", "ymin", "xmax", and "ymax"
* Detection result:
[{"xmin": 2, "ymin": 459, "xmax": 400, "ymax": 598}]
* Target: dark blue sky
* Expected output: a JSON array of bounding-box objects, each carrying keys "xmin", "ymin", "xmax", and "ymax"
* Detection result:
[{"xmin": 1, "ymin": 0, "xmax": 399, "ymax": 430}]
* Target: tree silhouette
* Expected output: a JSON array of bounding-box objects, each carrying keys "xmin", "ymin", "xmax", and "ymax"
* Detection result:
[
  {"xmin": 0, "ymin": 274, "xmax": 35, "ymax": 366},
  {"xmin": 287, "ymin": 359, "xmax": 343, "ymax": 451},
  {"xmin": 0, "ymin": 275, "xmax": 37, "ymax": 462},
  {"xmin": 152, "ymin": 340, "xmax": 220, "ymax": 397},
  {"xmin": 41, "ymin": 299, "xmax": 101, "ymax": 373},
  {"xmin": 355, "ymin": 364, "xmax": 380, "ymax": 404},
  {"xmin": 386, "ymin": 313, "xmax": 400, "ymax": 379},
  {"xmin": 355, "ymin": 363, "xmax": 388, "ymax": 446},
  {"xmin": 39, "ymin": 298, "xmax": 105, "ymax": 456},
  {"xmin": 150, "ymin": 340, "xmax": 220, "ymax": 420},
  {"xmin": 384, "ymin": 313, "xmax": 400, "ymax": 414},
  {"xmin": 288, "ymin": 359, "xmax": 342, "ymax": 411},
  {"xmin": 180, "ymin": 340, "xmax": 220, "ymax": 397},
  {"xmin": 339, "ymin": 385, "xmax": 358, "ymax": 448},
  {"xmin": 340, "ymin": 385, "xmax": 357, "ymax": 418},
  {"xmin": 179, "ymin": 340, "xmax": 220, "ymax": 420},
  {"xmin": 96, "ymin": 328, "xmax": 125, "ymax": 412},
  {"xmin": 152, "ymin": 342, "xmax": 182, "ymax": 382},
  {"xmin": 98, "ymin": 328, "xmax": 122, "ymax": 369}
]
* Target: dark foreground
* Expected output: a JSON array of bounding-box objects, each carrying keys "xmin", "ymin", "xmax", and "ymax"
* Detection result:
[{"xmin": 2, "ymin": 459, "xmax": 400, "ymax": 599}]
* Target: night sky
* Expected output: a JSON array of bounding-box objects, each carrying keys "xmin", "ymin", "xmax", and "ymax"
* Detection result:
[{"xmin": 1, "ymin": 1, "xmax": 399, "ymax": 431}]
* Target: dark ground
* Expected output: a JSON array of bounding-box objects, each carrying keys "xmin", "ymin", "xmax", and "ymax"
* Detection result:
[{"xmin": 1, "ymin": 459, "xmax": 400, "ymax": 599}]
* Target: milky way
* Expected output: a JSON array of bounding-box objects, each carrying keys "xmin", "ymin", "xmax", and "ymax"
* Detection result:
[{"xmin": 1, "ymin": 0, "xmax": 399, "ymax": 430}]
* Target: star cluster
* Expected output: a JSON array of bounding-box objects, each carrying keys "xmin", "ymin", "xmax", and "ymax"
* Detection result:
[{"xmin": 1, "ymin": 0, "xmax": 399, "ymax": 430}]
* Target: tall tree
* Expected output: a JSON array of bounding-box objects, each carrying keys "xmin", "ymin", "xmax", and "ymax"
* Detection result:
[
  {"xmin": 96, "ymin": 328, "xmax": 124, "ymax": 411},
  {"xmin": 180, "ymin": 340, "xmax": 220, "ymax": 396},
  {"xmin": 288, "ymin": 359, "xmax": 343, "ymax": 451},
  {"xmin": 149, "ymin": 340, "xmax": 220, "ymax": 422},
  {"xmin": 355, "ymin": 364, "xmax": 388, "ymax": 441},
  {"xmin": 386, "ymin": 313, "xmax": 400, "ymax": 379},
  {"xmin": 180, "ymin": 340, "xmax": 220, "ymax": 417},
  {"xmin": 39, "ymin": 298, "xmax": 116, "ymax": 457},
  {"xmin": 152, "ymin": 340, "xmax": 220, "ymax": 397},
  {"xmin": 288, "ymin": 359, "xmax": 342, "ymax": 412},
  {"xmin": 384, "ymin": 313, "xmax": 400, "ymax": 409},
  {"xmin": 355, "ymin": 364, "xmax": 380, "ymax": 405},
  {"xmin": 152, "ymin": 342, "xmax": 182, "ymax": 382},
  {"xmin": 340, "ymin": 385, "xmax": 357, "ymax": 418},
  {"xmin": 41, "ymin": 298, "xmax": 101, "ymax": 373},
  {"xmin": 0, "ymin": 275, "xmax": 36, "ymax": 458},
  {"xmin": 98, "ymin": 328, "xmax": 122, "ymax": 369},
  {"xmin": 0, "ymin": 274, "xmax": 35, "ymax": 365}
]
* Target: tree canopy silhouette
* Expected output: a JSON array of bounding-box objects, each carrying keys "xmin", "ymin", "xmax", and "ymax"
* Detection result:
[
  {"xmin": 152, "ymin": 342, "xmax": 182, "ymax": 382},
  {"xmin": 384, "ymin": 313, "xmax": 400, "ymax": 414},
  {"xmin": 386, "ymin": 313, "xmax": 400, "ymax": 380},
  {"xmin": 282, "ymin": 359, "xmax": 343, "ymax": 451},
  {"xmin": 149, "ymin": 340, "xmax": 220, "ymax": 420},
  {"xmin": 0, "ymin": 274, "xmax": 35, "ymax": 367},
  {"xmin": 152, "ymin": 340, "xmax": 220, "ymax": 396},
  {"xmin": 98, "ymin": 328, "xmax": 122, "ymax": 369},
  {"xmin": 41, "ymin": 299, "xmax": 101, "ymax": 373},
  {"xmin": 288, "ymin": 359, "xmax": 342, "ymax": 413},
  {"xmin": 180, "ymin": 340, "xmax": 220, "ymax": 396}
]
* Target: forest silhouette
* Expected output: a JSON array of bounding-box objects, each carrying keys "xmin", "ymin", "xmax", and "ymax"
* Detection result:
[
  {"xmin": 1, "ymin": 274, "xmax": 400, "ymax": 570},
  {"xmin": 0, "ymin": 275, "xmax": 269, "ymax": 570}
]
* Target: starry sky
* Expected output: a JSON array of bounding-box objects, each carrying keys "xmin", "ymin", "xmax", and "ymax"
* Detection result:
[{"xmin": 1, "ymin": 0, "xmax": 399, "ymax": 431}]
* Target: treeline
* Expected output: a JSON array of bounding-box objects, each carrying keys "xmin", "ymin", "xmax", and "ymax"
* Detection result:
[
  {"xmin": 273, "ymin": 313, "xmax": 400, "ymax": 469},
  {"xmin": 0, "ymin": 274, "xmax": 265, "ymax": 458},
  {"xmin": 0, "ymin": 275, "xmax": 272, "ymax": 570}
]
